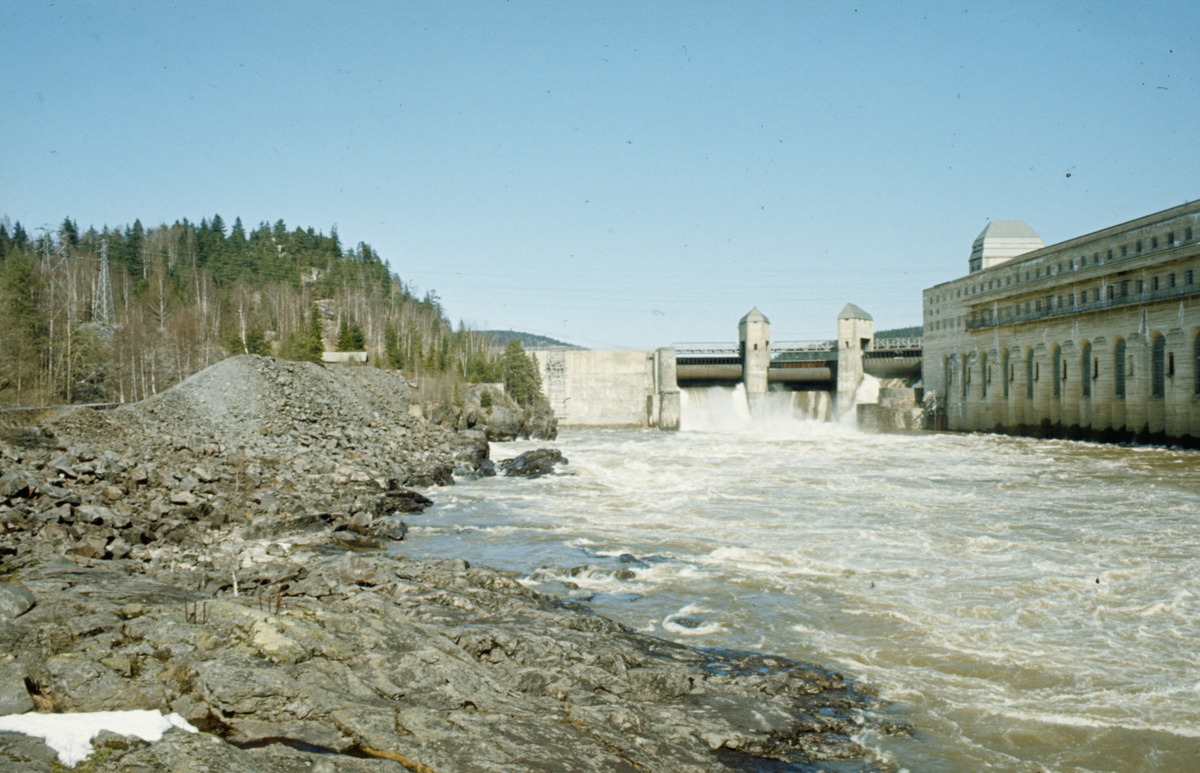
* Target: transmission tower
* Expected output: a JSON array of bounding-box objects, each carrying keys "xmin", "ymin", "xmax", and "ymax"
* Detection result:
[{"xmin": 94, "ymin": 238, "xmax": 115, "ymax": 324}]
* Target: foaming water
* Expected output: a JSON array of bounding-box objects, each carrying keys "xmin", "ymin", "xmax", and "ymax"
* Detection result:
[
  {"xmin": 404, "ymin": 393, "xmax": 1200, "ymax": 773},
  {"xmin": 681, "ymin": 384, "xmax": 835, "ymax": 429}
]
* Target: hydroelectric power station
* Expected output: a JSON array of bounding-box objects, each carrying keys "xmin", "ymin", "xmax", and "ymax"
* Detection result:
[{"xmin": 530, "ymin": 305, "xmax": 922, "ymax": 429}]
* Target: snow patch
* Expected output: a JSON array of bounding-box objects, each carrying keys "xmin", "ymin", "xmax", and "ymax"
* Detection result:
[{"xmin": 0, "ymin": 710, "xmax": 198, "ymax": 766}]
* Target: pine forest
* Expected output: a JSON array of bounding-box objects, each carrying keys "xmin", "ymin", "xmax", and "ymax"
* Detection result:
[{"xmin": 0, "ymin": 215, "xmax": 543, "ymax": 413}]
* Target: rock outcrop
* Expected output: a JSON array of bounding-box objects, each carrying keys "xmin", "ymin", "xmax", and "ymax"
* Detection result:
[
  {"xmin": 0, "ymin": 552, "xmax": 899, "ymax": 772},
  {"xmin": 0, "ymin": 354, "xmax": 901, "ymax": 772}
]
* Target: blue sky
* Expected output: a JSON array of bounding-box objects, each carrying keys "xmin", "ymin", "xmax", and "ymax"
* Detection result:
[{"xmin": 3, "ymin": 1, "xmax": 1197, "ymax": 348}]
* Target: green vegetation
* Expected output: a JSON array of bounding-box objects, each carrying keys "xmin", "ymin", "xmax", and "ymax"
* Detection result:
[
  {"xmin": 500, "ymin": 339, "xmax": 546, "ymax": 407},
  {"xmin": 481, "ymin": 330, "xmax": 583, "ymax": 350},
  {"xmin": 875, "ymin": 325, "xmax": 922, "ymax": 338},
  {"xmin": 336, "ymin": 317, "xmax": 366, "ymax": 351},
  {"xmin": 0, "ymin": 214, "xmax": 500, "ymax": 408}
]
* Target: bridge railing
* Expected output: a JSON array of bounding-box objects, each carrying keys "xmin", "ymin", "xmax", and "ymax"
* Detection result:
[
  {"xmin": 675, "ymin": 339, "xmax": 921, "ymax": 356},
  {"xmin": 871, "ymin": 337, "xmax": 923, "ymax": 350},
  {"xmin": 674, "ymin": 343, "xmax": 740, "ymax": 356},
  {"xmin": 771, "ymin": 341, "xmax": 836, "ymax": 354}
]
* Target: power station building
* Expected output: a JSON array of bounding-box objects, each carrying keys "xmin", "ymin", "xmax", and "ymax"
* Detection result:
[{"xmin": 922, "ymin": 199, "xmax": 1200, "ymax": 445}]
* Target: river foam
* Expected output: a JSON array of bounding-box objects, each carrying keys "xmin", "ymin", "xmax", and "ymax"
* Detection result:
[{"xmin": 408, "ymin": 394, "xmax": 1200, "ymax": 772}]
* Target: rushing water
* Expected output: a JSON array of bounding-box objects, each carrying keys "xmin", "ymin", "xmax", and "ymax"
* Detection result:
[{"xmin": 400, "ymin": 385, "xmax": 1200, "ymax": 773}]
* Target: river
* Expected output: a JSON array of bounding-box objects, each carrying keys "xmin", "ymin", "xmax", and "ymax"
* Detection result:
[{"xmin": 401, "ymin": 385, "xmax": 1200, "ymax": 772}]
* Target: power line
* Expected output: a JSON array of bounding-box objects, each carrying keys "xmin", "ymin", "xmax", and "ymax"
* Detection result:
[{"xmin": 93, "ymin": 238, "xmax": 114, "ymax": 324}]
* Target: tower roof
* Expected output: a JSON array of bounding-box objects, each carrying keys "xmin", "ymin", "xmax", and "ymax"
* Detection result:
[
  {"xmin": 974, "ymin": 220, "xmax": 1040, "ymax": 241},
  {"xmin": 970, "ymin": 220, "xmax": 1043, "ymax": 271},
  {"xmin": 838, "ymin": 303, "xmax": 873, "ymax": 321},
  {"xmin": 739, "ymin": 307, "xmax": 770, "ymax": 325}
]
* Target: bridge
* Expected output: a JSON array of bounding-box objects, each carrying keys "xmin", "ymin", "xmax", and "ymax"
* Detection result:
[
  {"xmin": 674, "ymin": 337, "xmax": 922, "ymax": 387},
  {"xmin": 530, "ymin": 304, "xmax": 922, "ymax": 429}
]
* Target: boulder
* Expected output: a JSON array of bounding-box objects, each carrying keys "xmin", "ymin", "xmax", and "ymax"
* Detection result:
[
  {"xmin": 0, "ymin": 583, "xmax": 35, "ymax": 619},
  {"xmin": 0, "ymin": 660, "xmax": 34, "ymax": 713},
  {"xmin": 498, "ymin": 449, "xmax": 568, "ymax": 478},
  {"xmin": 485, "ymin": 405, "xmax": 524, "ymax": 442},
  {"xmin": 373, "ymin": 489, "xmax": 432, "ymax": 515},
  {"xmin": 0, "ymin": 470, "xmax": 38, "ymax": 499}
]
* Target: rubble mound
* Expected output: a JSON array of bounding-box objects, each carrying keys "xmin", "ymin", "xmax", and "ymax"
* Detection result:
[{"xmin": 1, "ymin": 356, "xmax": 488, "ymax": 567}]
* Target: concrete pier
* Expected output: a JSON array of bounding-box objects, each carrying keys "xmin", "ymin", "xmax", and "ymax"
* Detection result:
[
  {"xmin": 738, "ymin": 307, "xmax": 771, "ymax": 414},
  {"xmin": 836, "ymin": 304, "xmax": 874, "ymax": 418}
]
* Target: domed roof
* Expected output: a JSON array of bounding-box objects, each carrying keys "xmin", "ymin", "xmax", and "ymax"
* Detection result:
[
  {"xmin": 838, "ymin": 303, "xmax": 873, "ymax": 321},
  {"xmin": 974, "ymin": 220, "xmax": 1040, "ymax": 241},
  {"xmin": 739, "ymin": 307, "xmax": 770, "ymax": 324}
]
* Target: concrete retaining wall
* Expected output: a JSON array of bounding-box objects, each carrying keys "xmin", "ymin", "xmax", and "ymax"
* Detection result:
[{"xmin": 531, "ymin": 350, "xmax": 661, "ymax": 427}]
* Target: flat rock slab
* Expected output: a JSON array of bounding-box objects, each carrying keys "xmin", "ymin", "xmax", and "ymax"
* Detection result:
[{"xmin": 0, "ymin": 552, "xmax": 899, "ymax": 773}]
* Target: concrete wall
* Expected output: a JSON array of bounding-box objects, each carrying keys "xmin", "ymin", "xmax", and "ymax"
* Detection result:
[
  {"xmin": 322, "ymin": 351, "xmax": 368, "ymax": 364},
  {"xmin": 923, "ymin": 200, "xmax": 1200, "ymax": 444},
  {"xmin": 531, "ymin": 349, "xmax": 659, "ymax": 426}
]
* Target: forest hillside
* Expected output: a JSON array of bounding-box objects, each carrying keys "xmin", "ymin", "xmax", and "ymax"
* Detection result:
[{"xmin": 0, "ymin": 215, "xmax": 543, "ymax": 412}]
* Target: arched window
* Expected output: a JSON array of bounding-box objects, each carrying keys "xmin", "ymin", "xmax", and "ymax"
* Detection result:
[
  {"xmin": 1114, "ymin": 339, "xmax": 1126, "ymax": 398},
  {"xmin": 1081, "ymin": 343, "xmax": 1092, "ymax": 398},
  {"xmin": 1026, "ymin": 351, "xmax": 1035, "ymax": 399},
  {"xmin": 1152, "ymin": 335, "xmax": 1166, "ymax": 397},
  {"xmin": 1001, "ymin": 350, "xmax": 1010, "ymax": 398}
]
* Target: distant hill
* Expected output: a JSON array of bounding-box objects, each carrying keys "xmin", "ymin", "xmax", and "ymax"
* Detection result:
[
  {"xmin": 481, "ymin": 330, "xmax": 585, "ymax": 350},
  {"xmin": 875, "ymin": 326, "xmax": 922, "ymax": 338}
]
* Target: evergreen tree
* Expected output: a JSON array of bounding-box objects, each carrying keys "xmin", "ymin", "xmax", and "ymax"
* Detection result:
[
  {"xmin": 11, "ymin": 222, "xmax": 28, "ymax": 252},
  {"xmin": 304, "ymin": 307, "xmax": 325, "ymax": 362},
  {"xmin": 335, "ymin": 316, "xmax": 364, "ymax": 351},
  {"xmin": 59, "ymin": 217, "xmax": 79, "ymax": 248},
  {"xmin": 501, "ymin": 339, "xmax": 544, "ymax": 407},
  {"xmin": 123, "ymin": 219, "xmax": 145, "ymax": 276},
  {"xmin": 384, "ymin": 324, "xmax": 404, "ymax": 370}
]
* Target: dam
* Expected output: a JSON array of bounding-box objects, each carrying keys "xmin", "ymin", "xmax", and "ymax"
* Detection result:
[{"xmin": 530, "ymin": 304, "xmax": 922, "ymax": 429}]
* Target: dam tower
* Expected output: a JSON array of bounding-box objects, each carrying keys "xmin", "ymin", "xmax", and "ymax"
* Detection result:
[
  {"xmin": 738, "ymin": 307, "xmax": 771, "ymax": 412},
  {"xmin": 836, "ymin": 303, "xmax": 874, "ymax": 417}
]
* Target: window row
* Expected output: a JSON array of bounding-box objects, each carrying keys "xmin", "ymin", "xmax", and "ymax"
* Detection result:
[{"xmin": 930, "ymin": 225, "xmax": 1196, "ymax": 304}]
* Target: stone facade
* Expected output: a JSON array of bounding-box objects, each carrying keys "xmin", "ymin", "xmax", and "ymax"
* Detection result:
[{"xmin": 923, "ymin": 200, "xmax": 1200, "ymax": 445}]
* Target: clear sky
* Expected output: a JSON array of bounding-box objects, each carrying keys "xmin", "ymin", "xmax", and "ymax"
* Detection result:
[{"xmin": 3, "ymin": 1, "xmax": 1197, "ymax": 349}]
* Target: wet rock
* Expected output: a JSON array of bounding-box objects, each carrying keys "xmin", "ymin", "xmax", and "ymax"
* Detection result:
[
  {"xmin": 331, "ymin": 532, "xmax": 387, "ymax": 551},
  {"xmin": 0, "ymin": 549, "xmax": 894, "ymax": 773},
  {"xmin": 499, "ymin": 448, "xmax": 567, "ymax": 477},
  {"xmin": 373, "ymin": 489, "xmax": 432, "ymax": 515}
]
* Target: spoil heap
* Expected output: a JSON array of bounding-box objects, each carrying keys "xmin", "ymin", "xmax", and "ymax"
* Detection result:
[{"xmin": 1, "ymin": 355, "xmax": 492, "ymax": 565}]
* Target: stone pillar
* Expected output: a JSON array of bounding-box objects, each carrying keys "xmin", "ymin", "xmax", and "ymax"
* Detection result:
[
  {"xmin": 738, "ymin": 308, "xmax": 771, "ymax": 414},
  {"xmin": 836, "ymin": 304, "xmax": 874, "ymax": 419},
  {"xmin": 1061, "ymin": 342, "xmax": 1082, "ymax": 435},
  {"xmin": 655, "ymin": 347, "xmax": 680, "ymax": 431}
]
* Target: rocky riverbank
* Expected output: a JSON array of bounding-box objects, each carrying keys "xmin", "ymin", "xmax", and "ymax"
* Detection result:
[{"xmin": 0, "ymin": 356, "xmax": 903, "ymax": 772}]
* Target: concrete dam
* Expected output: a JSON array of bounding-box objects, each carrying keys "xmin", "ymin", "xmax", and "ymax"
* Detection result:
[{"xmin": 530, "ymin": 305, "xmax": 922, "ymax": 429}]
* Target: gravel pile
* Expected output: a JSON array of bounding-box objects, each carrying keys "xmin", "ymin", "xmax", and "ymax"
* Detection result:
[{"xmin": 0, "ymin": 355, "xmax": 497, "ymax": 569}]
